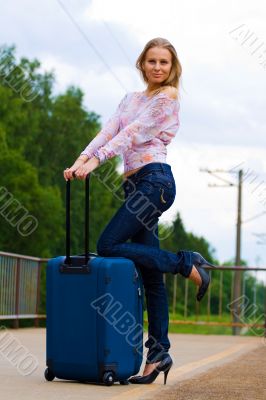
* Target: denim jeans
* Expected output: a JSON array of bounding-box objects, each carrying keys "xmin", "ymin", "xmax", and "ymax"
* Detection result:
[{"xmin": 97, "ymin": 162, "xmax": 193, "ymax": 362}]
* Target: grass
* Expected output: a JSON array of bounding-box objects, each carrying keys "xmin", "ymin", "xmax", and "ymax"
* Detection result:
[
  {"xmin": 143, "ymin": 311, "xmax": 265, "ymax": 337},
  {"xmin": 1, "ymin": 313, "xmax": 264, "ymax": 338}
]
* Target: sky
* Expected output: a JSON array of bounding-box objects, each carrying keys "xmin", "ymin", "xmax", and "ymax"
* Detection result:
[{"xmin": 1, "ymin": 0, "xmax": 266, "ymax": 282}]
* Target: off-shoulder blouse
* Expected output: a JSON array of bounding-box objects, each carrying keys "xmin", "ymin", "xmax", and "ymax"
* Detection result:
[{"xmin": 80, "ymin": 91, "xmax": 180, "ymax": 173}]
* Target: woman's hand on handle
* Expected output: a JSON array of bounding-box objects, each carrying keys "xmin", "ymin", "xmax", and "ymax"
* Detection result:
[
  {"xmin": 63, "ymin": 155, "xmax": 89, "ymax": 181},
  {"xmin": 74, "ymin": 157, "xmax": 100, "ymax": 180},
  {"xmin": 63, "ymin": 166, "xmax": 77, "ymax": 181}
]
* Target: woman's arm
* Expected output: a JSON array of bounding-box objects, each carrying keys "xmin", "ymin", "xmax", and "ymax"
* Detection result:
[
  {"xmin": 64, "ymin": 94, "xmax": 128, "ymax": 180},
  {"xmin": 92, "ymin": 91, "xmax": 179, "ymax": 164},
  {"xmin": 79, "ymin": 93, "xmax": 128, "ymax": 158}
]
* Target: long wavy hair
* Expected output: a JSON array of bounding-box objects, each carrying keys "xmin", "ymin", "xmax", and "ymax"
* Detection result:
[{"xmin": 136, "ymin": 37, "xmax": 182, "ymax": 97}]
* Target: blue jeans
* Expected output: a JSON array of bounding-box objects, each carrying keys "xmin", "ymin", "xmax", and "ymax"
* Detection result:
[{"xmin": 97, "ymin": 162, "xmax": 193, "ymax": 363}]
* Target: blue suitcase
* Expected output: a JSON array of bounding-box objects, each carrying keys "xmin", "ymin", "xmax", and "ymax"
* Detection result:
[{"xmin": 45, "ymin": 175, "xmax": 143, "ymax": 385}]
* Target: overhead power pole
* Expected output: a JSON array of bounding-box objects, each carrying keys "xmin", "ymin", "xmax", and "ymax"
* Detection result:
[
  {"xmin": 235, "ymin": 170, "xmax": 243, "ymax": 267},
  {"xmin": 200, "ymin": 168, "xmax": 243, "ymax": 335},
  {"xmin": 233, "ymin": 170, "xmax": 243, "ymax": 335}
]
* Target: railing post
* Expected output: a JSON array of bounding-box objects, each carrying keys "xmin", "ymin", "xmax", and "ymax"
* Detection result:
[
  {"xmin": 13, "ymin": 258, "xmax": 20, "ymax": 329},
  {"xmin": 207, "ymin": 270, "xmax": 212, "ymax": 321},
  {"xmin": 264, "ymin": 282, "xmax": 266, "ymax": 340},
  {"xmin": 230, "ymin": 270, "xmax": 234, "ymax": 333},
  {"xmin": 184, "ymin": 279, "xmax": 188, "ymax": 319},
  {"xmin": 219, "ymin": 270, "xmax": 223, "ymax": 318},
  {"xmin": 172, "ymin": 275, "xmax": 177, "ymax": 317},
  {"xmin": 34, "ymin": 260, "xmax": 42, "ymax": 328}
]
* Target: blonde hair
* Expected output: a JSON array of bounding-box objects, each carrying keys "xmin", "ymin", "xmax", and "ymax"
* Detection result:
[{"xmin": 136, "ymin": 37, "xmax": 182, "ymax": 97}]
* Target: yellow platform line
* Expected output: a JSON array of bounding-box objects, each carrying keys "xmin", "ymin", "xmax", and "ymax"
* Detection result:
[{"xmin": 109, "ymin": 343, "xmax": 255, "ymax": 400}]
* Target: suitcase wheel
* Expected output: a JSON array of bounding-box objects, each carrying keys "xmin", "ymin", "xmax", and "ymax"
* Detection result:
[
  {"xmin": 120, "ymin": 380, "xmax": 129, "ymax": 385},
  {"xmin": 103, "ymin": 371, "xmax": 115, "ymax": 386},
  {"xmin": 44, "ymin": 367, "xmax": 55, "ymax": 381}
]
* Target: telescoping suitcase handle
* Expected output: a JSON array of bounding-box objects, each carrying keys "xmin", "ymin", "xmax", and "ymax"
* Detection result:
[{"xmin": 60, "ymin": 172, "xmax": 91, "ymax": 274}]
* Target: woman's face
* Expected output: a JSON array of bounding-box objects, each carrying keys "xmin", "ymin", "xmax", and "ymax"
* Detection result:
[{"xmin": 142, "ymin": 46, "xmax": 172, "ymax": 86}]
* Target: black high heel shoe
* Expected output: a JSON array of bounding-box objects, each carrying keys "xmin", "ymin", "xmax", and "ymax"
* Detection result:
[
  {"xmin": 128, "ymin": 354, "xmax": 173, "ymax": 385},
  {"xmin": 177, "ymin": 251, "xmax": 217, "ymax": 302},
  {"xmin": 191, "ymin": 251, "xmax": 217, "ymax": 302}
]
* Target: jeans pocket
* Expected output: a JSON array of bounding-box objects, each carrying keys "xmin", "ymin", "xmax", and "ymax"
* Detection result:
[
  {"xmin": 149, "ymin": 173, "xmax": 174, "ymax": 189},
  {"xmin": 150, "ymin": 173, "xmax": 176, "ymax": 208},
  {"xmin": 137, "ymin": 173, "xmax": 176, "ymax": 209},
  {"xmin": 159, "ymin": 185, "xmax": 176, "ymax": 208}
]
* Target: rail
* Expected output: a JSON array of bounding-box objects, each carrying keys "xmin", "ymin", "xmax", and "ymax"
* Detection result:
[
  {"xmin": 1, "ymin": 251, "xmax": 265, "ymax": 336},
  {"xmin": 0, "ymin": 251, "xmax": 48, "ymax": 328}
]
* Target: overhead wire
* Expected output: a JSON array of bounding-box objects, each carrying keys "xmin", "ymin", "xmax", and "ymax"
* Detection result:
[
  {"xmin": 102, "ymin": 20, "xmax": 135, "ymax": 68},
  {"xmin": 56, "ymin": 0, "xmax": 128, "ymax": 93}
]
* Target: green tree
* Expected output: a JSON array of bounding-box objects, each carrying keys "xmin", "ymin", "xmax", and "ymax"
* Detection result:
[
  {"xmin": 0, "ymin": 150, "xmax": 63, "ymax": 257},
  {"xmin": 0, "ymin": 44, "xmax": 125, "ymax": 258}
]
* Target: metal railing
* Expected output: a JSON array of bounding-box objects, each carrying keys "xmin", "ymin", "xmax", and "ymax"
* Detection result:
[
  {"xmin": 163, "ymin": 265, "xmax": 266, "ymax": 337},
  {"xmin": 0, "ymin": 251, "xmax": 48, "ymax": 328},
  {"xmin": 1, "ymin": 251, "xmax": 265, "ymax": 336}
]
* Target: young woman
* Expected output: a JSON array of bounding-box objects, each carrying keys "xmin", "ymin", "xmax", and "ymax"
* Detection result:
[{"xmin": 63, "ymin": 37, "xmax": 215, "ymax": 385}]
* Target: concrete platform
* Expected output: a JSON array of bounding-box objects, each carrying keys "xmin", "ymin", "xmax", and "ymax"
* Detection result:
[
  {"xmin": 145, "ymin": 345, "xmax": 266, "ymax": 400},
  {"xmin": 0, "ymin": 328, "xmax": 263, "ymax": 400}
]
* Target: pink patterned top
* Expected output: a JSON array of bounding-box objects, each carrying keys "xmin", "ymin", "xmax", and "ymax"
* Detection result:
[{"xmin": 80, "ymin": 91, "xmax": 180, "ymax": 173}]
